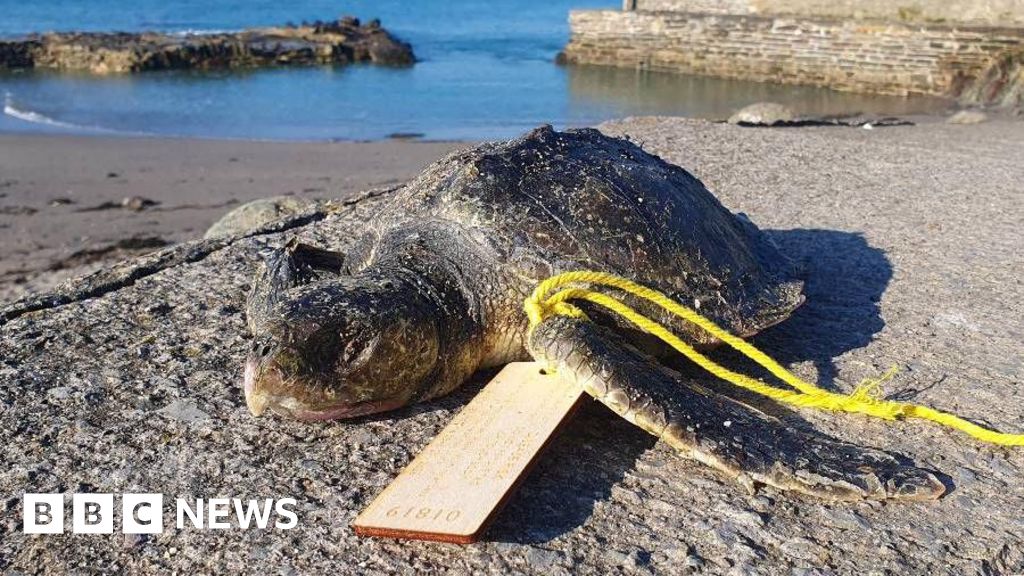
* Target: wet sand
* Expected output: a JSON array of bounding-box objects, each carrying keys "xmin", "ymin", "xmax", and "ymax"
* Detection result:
[{"xmin": 0, "ymin": 134, "xmax": 464, "ymax": 301}]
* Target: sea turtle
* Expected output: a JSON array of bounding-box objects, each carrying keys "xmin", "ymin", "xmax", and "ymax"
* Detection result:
[{"xmin": 240, "ymin": 126, "xmax": 944, "ymax": 501}]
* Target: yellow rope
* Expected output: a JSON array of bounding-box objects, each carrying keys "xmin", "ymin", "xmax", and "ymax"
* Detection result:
[{"xmin": 523, "ymin": 270, "xmax": 1024, "ymax": 447}]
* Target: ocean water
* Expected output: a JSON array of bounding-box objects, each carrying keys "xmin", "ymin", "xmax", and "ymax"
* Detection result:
[{"xmin": 0, "ymin": 0, "xmax": 950, "ymax": 141}]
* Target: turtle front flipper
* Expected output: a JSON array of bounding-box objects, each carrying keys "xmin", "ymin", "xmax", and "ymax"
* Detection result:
[{"xmin": 528, "ymin": 316, "xmax": 945, "ymax": 501}]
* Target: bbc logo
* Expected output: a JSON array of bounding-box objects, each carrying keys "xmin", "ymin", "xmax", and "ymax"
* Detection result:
[
  {"xmin": 24, "ymin": 493, "xmax": 163, "ymax": 534},
  {"xmin": 24, "ymin": 493, "xmax": 298, "ymax": 533}
]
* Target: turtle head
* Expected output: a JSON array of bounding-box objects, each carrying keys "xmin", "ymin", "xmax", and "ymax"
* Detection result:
[{"xmin": 243, "ymin": 280, "xmax": 442, "ymax": 421}]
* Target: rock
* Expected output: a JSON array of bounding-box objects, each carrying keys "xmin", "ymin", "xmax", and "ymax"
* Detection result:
[
  {"xmin": 956, "ymin": 47, "xmax": 1024, "ymax": 109},
  {"xmin": 956, "ymin": 467, "xmax": 978, "ymax": 483},
  {"xmin": 204, "ymin": 195, "xmax": 316, "ymax": 238},
  {"xmin": 728, "ymin": 102, "xmax": 796, "ymax": 126},
  {"xmin": 947, "ymin": 110, "xmax": 989, "ymax": 124},
  {"xmin": 779, "ymin": 537, "xmax": 828, "ymax": 562},
  {"xmin": 821, "ymin": 508, "xmax": 871, "ymax": 530},
  {"xmin": 603, "ymin": 549, "xmax": 631, "ymax": 565},
  {"xmin": 0, "ymin": 17, "xmax": 414, "ymax": 73},
  {"xmin": 716, "ymin": 502, "xmax": 765, "ymax": 527},
  {"xmin": 46, "ymin": 387, "xmax": 72, "ymax": 400},
  {"xmin": 121, "ymin": 196, "xmax": 158, "ymax": 211},
  {"xmin": 598, "ymin": 549, "xmax": 649, "ymax": 570},
  {"xmin": 525, "ymin": 547, "xmax": 563, "ymax": 571}
]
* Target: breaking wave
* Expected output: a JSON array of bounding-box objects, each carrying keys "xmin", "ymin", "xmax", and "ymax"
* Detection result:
[
  {"xmin": 167, "ymin": 28, "xmax": 238, "ymax": 37},
  {"xmin": 3, "ymin": 94, "xmax": 84, "ymax": 130},
  {"xmin": 2, "ymin": 92, "xmax": 149, "ymax": 136}
]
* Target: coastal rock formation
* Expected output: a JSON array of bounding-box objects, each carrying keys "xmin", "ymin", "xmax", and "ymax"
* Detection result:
[
  {"xmin": 955, "ymin": 47, "xmax": 1024, "ymax": 111},
  {"xmin": 728, "ymin": 102, "xmax": 796, "ymax": 126},
  {"xmin": 0, "ymin": 17, "xmax": 413, "ymax": 74}
]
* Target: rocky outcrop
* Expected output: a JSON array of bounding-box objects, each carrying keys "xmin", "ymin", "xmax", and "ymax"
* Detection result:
[
  {"xmin": 727, "ymin": 102, "xmax": 796, "ymax": 126},
  {"xmin": 0, "ymin": 17, "xmax": 413, "ymax": 74},
  {"xmin": 203, "ymin": 195, "xmax": 316, "ymax": 239},
  {"xmin": 954, "ymin": 46, "xmax": 1024, "ymax": 111}
]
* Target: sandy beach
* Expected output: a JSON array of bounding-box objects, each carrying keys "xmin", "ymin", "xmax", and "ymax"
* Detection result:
[
  {"xmin": 0, "ymin": 135, "xmax": 463, "ymax": 301},
  {"xmin": 1, "ymin": 117, "xmax": 1022, "ymax": 574}
]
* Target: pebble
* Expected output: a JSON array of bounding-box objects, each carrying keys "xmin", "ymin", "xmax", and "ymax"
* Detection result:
[
  {"xmin": 748, "ymin": 495, "xmax": 773, "ymax": 512},
  {"xmin": 604, "ymin": 549, "xmax": 631, "ymax": 566},
  {"xmin": 525, "ymin": 547, "xmax": 563, "ymax": 571},
  {"xmin": 821, "ymin": 508, "xmax": 871, "ymax": 530},
  {"xmin": 157, "ymin": 399, "xmax": 210, "ymax": 423},
  {"xmin": 779, "ymin": 537, "xmax": 827, "ymax": 562},
  {"xmin": 46, "ymin": 386, "xmax": 72, "ymax": 400},
  {"xmin": 347, "ymin": 428, "xmax": 376, "ymax": 447},
  {"xmin": 947, "ymin": 110, "xmax": 988, "ymax": 124},
  {"xmin": 662, "ymin": 546, "xmax": 690, "ymax": 561},
  {"xmin": 121, "ymin": 195, "xmax": 158, "ymax": 211},
  {"xmin": 956, "ymin": 467, "xmax": 978, "ymax": 483},
  {"xmin": 717, "ymin": 502, "xmax": 765, "ymax": 527}
]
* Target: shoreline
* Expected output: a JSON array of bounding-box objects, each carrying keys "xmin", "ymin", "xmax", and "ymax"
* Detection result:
[{"xmin": 0, "ymin": 132, "xmax": 466, "ymax": 302}]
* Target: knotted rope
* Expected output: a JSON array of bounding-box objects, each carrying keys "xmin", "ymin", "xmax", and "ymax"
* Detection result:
[{"xmin": 524, "ymin": 270, "xmax": 1024, "ymax": 446}]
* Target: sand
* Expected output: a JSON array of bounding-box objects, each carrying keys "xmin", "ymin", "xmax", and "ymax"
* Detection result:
[
  {"xmin": 0, "ymin": 134, "xmax": 462, "ymax": 301},
  {"xmin": 1, "ymin": 117, "xmax": 1023, "ymax": 574}
]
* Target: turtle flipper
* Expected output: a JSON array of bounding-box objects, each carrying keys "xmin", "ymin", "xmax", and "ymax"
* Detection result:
[
  {"xmin": 246, "ymin": 240, "xmax": 348, "ymax": 333},
  {"xmin": 528, "ymin": 316, "xmax": 945, "ymax": 501}
]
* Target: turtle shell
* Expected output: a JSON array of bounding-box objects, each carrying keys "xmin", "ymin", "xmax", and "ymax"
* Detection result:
[{"xmin": 369, "ymin": 126, "xmax": 803, "ymax": 342}]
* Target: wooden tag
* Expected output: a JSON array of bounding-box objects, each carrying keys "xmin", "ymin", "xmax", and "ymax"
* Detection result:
[{"xmin": 352, "ymin": 362, "xmax": 585, "ymax": 544}]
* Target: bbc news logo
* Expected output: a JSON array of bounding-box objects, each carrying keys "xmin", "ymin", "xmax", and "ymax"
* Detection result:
[{"xmin": 23, "ymin": 493, "xmax": 298, "ymax": 534}]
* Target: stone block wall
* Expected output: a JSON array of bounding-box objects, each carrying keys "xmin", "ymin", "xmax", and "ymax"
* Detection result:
[
  {"xmin": 633, "ymin": 0, "xmax": 1024, "ymax": 26},
  {"xmin": 563, "ymin": 10, "xmax": 1024, "ymax": 96},
  {"xmin": 637, "ymin": 0, "xmax": 750, "ymax": 14}
]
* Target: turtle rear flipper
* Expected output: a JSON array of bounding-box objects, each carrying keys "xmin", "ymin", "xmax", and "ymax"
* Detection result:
[
  {"xmin": 247, "ymin": 240, "xmax": 348, "ymax": 333},
  {"xmin": 528, "ymin": 316, "xmax": 945, "ymax": 501}
]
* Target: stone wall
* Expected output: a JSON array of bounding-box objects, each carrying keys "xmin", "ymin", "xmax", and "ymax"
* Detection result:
[
  {"xmin": 637, "ymin": 0, "xmax": 750, "ymax": 14},
  {"xmin": 633, "ymin": 0, "xmax": 1024, "ymax": 26},
  {"xmin": 563, "ymin": 10, "xmax": 1024, "ymax": 97}
]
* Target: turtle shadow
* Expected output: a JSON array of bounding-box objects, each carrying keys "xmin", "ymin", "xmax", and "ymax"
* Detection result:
[
  {"xmin": 706, "ymin": 228, "xmax": 893, "ymax": 394},
  {"xmin": 486, "ymin": 399, "xmax": 656, "ymax": 545}
]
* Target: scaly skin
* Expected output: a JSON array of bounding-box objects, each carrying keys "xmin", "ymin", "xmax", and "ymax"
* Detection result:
[{"xmin": 528, "ymin": 316, "xmax": 945, "ymax": 501}]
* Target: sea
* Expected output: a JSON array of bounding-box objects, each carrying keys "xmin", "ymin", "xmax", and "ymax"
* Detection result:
[{"xmin": 0, "ymin": 0, "xmax": 950, "ymax": 141}]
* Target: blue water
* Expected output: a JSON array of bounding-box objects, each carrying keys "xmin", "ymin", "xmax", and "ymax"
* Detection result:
[{"xmin": 0, "ymin": 0, "xmax": 949, "ymax": 141}]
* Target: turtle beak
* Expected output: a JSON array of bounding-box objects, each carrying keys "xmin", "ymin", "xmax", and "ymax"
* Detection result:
[{"xmin": 243, "ymin": 358, "xmax": 270, "ymax": 416}]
